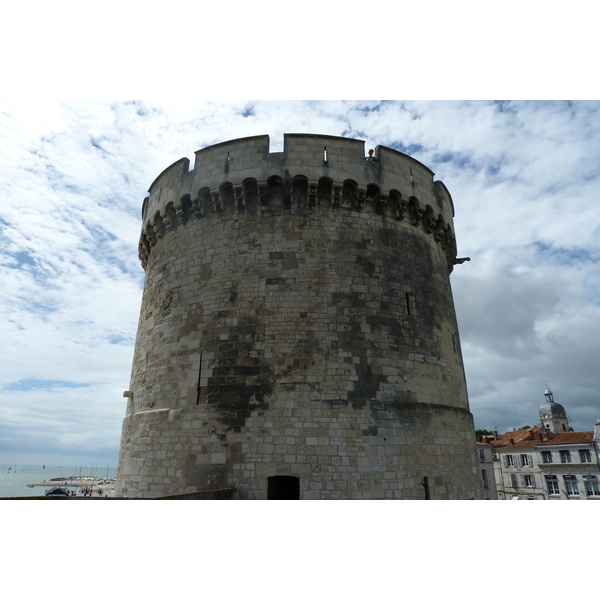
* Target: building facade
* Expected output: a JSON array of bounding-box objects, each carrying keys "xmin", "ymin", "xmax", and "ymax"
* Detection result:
[
  {"xmin": 476, "ymin": 442, "xmax": 498, "ymax": 500},
  {"xmin": 115, "ymin": 134, "xmax": 482, "ymax": 499},
  {"xmin": 481, "ymin": 389, "xmax": 600, "ymax": 500}
]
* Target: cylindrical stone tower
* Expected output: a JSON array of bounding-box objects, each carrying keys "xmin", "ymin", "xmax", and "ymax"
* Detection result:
[{"xmin": 115, "ymin": 134, "xmax": 481, "ymax": 499}]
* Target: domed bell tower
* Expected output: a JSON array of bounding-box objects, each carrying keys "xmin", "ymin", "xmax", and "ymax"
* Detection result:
[{"xmin": 539, "ymin": 387, "xmax": 570, "ymax": 433}]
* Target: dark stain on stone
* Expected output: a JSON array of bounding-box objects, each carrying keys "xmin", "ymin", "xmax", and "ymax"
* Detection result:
[
  {"xmin": 362, "ymin": 424, "xmax": 378, "ymax": 436},
  {"xmin": 282, "ymin": 252, "xmax": 298, "ymax": 270},
  {"xmin": 205, "ymin": 315, "xmax": 273, "ymax": 433},
  {"xmin": 355, "ymin": 255, "xmax": 376, "ymax": 276},
  {"xmin": 279, "ymin": 331, "xmax": 321, "ymax": 379},
  {"xmin": 347, "ymin": 357, "xmax": 387, "ymax": 408},
  {"xmin": 367, "ymin": 399, "xmax": 471, "ymax": 430}
]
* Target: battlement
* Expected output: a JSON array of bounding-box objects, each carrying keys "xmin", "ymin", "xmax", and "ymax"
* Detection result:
[
  {"xmin": 139, "ymin": 134, "xmax": 459, "ymax": 271},
  {"xmin": 144, "ymin": 134, "xmax": 452, "ymax": 215}
]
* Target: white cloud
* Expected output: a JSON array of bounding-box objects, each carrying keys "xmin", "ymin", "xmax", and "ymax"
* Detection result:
[{"xmin": 1, "ymin": 100, "xmax": 599, "ymax": 470}]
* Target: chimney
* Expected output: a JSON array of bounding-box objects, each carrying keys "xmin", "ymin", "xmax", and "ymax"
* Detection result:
[
  {"xmin": 493, "ymin": 431, "xmax": 499, "ymax": 440},
  {"xmin": 509, "ymin": 437, "xmax": 515, "ymax": 445},
  {"xmin": 528, "ymin": 430, "xmax": 534, "ymax": 440}
]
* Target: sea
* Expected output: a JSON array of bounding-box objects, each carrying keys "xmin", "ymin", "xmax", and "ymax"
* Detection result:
[{"xmin": 0, "ymin": 464, "xmax": 118, "ymax": 498}]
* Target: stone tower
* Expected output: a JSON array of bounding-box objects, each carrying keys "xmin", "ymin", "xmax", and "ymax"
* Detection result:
[{"xmin": 115, "ymin": 134, "xmax": 481, "ymax": 499}]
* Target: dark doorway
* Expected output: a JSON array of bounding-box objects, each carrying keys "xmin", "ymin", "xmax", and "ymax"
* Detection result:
[{"xmin": 267, "ymin": 476, "xmax": 300, "ymax": 500}]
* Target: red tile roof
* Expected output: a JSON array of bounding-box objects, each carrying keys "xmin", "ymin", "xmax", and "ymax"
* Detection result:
[
  {"xmin": 538, "ymin": 431, "xmax": 594, "ymax": 445},
  {"xmin": 480, "ymin": 427, "xmax": 543, "ymax": 448},
  {"xmin": 490, "ymin": 429, "xmax": 594, "ymax": 452}
]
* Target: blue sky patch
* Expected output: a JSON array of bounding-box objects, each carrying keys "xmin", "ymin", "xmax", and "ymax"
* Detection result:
[
  {"xmin": 4, "ymin": 379, "xmax": 92, "ymax": 392},
  {"xmin": 533, "ymin": 241, "xmax": 596, "ymax": 265},
  {"xmin": 107, "ymin": 334, "xmax": 132, "ymax": 345},
  {"xmin": 388, "ymin": 141, "xmax": 425, "ymax": 156},
  {"xmin": 11, "ymin": 251, "xmax": 37, "ymax": 268}
]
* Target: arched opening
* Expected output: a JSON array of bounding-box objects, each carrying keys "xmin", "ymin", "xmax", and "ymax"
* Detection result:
[
  {"xmin": 268, "ymin": 475, "xmax": 300, "ymax": 500},
  {"xmin": 153, "ymin": 211, "xmax": 166, "ymax": 238},
  {"xmin": 423, "ymin": 205, "xmax": 436, "ymax": 233},
  {"xmin": 164, "ymin": 202, "xmax": 178, "ymax": 230},
  {"xmin": 342, "ymin": 180, "xmax": 357, "ymax": 209},
  {"xmin": 179, "ymin": 194, "xmax": 193, "ymax": 223},
  {"xmin": 219, "ymin": 182, "xmax": 235, "ymax": 211},
  {"xmin": 267, "ymin": 175, "xmax": 283, "ymax": 205},
  {"xmin": 408, "ymin": 196, "xmax": 421, "ymax": 226},
  {"xmin": 366, "ymin": 183, "xmax": 380, "ymax": 206},
  {"xmin": 196, "ymin": 188, "xmax": 211, "ymax": 217},
  {"xmin": 242, "ymin": 178, "xmax": 259, "ymax": 212},
  {"xmin": 292, "ymin": 176, "xmax": 308, "ymax": 208},
  {"xmin": 317, "ymin": 177, "xmax": 333, "ymax": 205},
  {"xmin": 388, "ymin": 189, "xmax": 402, "ymax": 220}
]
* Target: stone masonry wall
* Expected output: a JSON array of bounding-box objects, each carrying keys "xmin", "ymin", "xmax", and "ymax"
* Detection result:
[{"xmin": 116, "ymin": 134, "xmax": 481, "ymax": 499}]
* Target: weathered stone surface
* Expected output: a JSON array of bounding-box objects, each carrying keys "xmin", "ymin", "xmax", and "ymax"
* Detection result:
[{"xmin": 116, "ymin": 134, "xmax": 481, "ymax": 499}]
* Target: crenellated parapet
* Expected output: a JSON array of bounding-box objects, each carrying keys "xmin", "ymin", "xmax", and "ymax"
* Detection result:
[{"xmin": 139, "ymin": 134, "xmax": 460, "ymax": 271}]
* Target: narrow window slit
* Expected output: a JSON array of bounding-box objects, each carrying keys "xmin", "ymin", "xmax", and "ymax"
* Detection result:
[
  {"xmin": 196, "ymin": 353, "xmax": 203, "ymax": 404},
  {"xmin": 406, "ymin": 292, "xmax": 411, "ymax": 315}
]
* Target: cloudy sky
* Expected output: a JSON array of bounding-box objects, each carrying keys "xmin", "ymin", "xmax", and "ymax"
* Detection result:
[
  {"xmin": 1, "ymin": 99, "xmax": 598, "ymax": 468},
  {"xmin": 1, "ymin": 3, "xmax": 598, "ymax": 470}
]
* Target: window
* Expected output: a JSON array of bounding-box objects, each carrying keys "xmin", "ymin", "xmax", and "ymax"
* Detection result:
[
  {"xmin": 541, "ymin": 451, "xmax": 553, "ymax": 464},
  {"xmin": 579, "ymin": 449, "xmax": 592, "ymax": 463},
  {"xmin": 546, "ymin": 475, "xmax": 559, "ymax": 495},
  {"xmin": 564, "ymin": 475, "xmax": 579, "ymax": 495},
  {"xmin": 523, "ymin": 474, "xmax": 535, "ymax": 487},
  {"xmin": 519, "ymin": 454, "xmax": 531, "ymax": 467},
  {"xmin": 560, "ymin": 450, "xmax": 571, "ymax": 463},
  {"xmin": 479, "ymin": 449, "xmax": 486, "ymax": 462},
  {"xmin": 505, "ymin": 455, "xmax": 514, "ymax": 467},
  {"xmin": 481, "ymin": 469, "xmax": 490, "ymax": 489},
  {"xmin": 584, "ymin": 476, "xmax": 600, "ymax": 496},
  {"xmin": 510, "ymin": 473, "xmax": 518, "ymax": 488}
]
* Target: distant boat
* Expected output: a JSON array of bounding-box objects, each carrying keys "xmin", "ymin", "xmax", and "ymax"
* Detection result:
[{"xmin": 45, "ymin": 486, "xmax": 70, "ymax": 496}]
